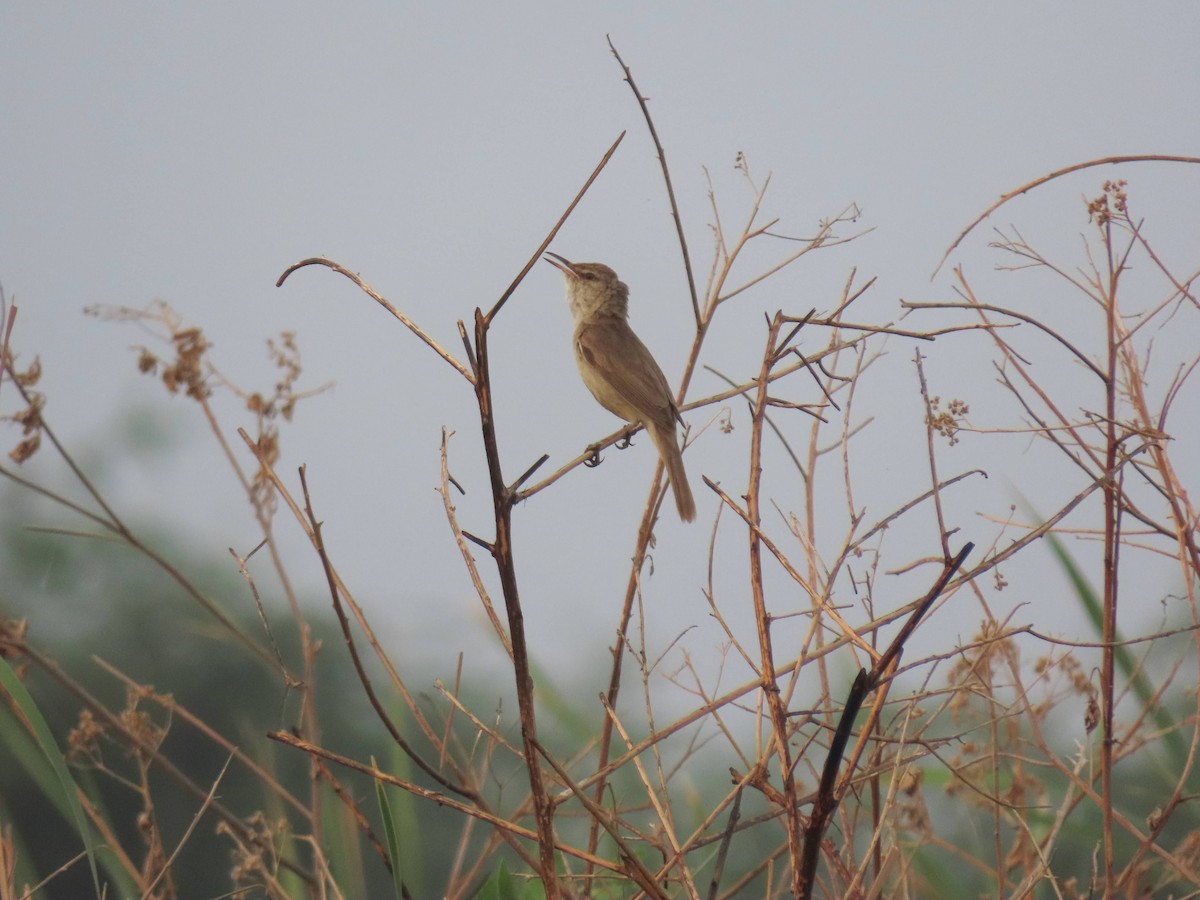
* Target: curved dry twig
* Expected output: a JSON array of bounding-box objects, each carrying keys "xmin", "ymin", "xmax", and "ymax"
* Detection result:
[
  {"xmin": 902, "ymin": 296, "xmax": 1107, "ymax": 382},
  {"xmin": 933, "ymin": 154, "xmax": 1200, "ymax": 278},
  {"xmin": 276, "ymin": 256, "xmax": 475, "ymax": 383}
]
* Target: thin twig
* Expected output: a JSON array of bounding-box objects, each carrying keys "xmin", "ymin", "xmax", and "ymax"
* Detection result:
[
  {"xmin": 932, "ymin": 154, "xmax": 1200, "ymax": 277},
  {"xmin": 484, "ymin": 131, "xmax": 625, "ymax": 324},
  {"xmin": 138, "ymin": 755, "xmax": 233, "ymax": 900},
  {"xmin": 297, "ymin": 465, "xmax": 472, "ymax": 797},
  {"xmin": 267, "ymin": 731, "xmax": 618, "ymax": 873},
  {"xmin": 276, "ymin": 257, "xmax": 475, "ymax": 382},
  {"xmin": 607, "ymin": 37, "xmax": 700, "ymax": 328}
]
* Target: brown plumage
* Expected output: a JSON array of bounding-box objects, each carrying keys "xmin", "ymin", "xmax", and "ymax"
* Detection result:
[{"xmin": 545, "ymin": 253, "xmax": 695, "ymax": 522}]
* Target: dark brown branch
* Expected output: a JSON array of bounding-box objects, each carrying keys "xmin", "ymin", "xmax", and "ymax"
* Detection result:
[
  {"xmin": 297, "ymin": 466, "xmax": 473, "ymax": 798},
  {"xmin": 460, "ymin": 529, "xmax": 494, "ymax": 554},
  {"xmin": 483, "ymin": 131, "xmax": 625, "ymax": 324},
  {"xmin": 869, "ymin": 543, "xmax": 973, "ymax": 687},
  {"xmin": 706, "ymin": 785, "xmax": 744, "ymax": 900},
  {"xmin": 796, "ymin": 543, "xmax": 973, "ymax": 899},
  {"xmin": 510, "ymin": 453, "xmax": 550, "ymax": 493}
]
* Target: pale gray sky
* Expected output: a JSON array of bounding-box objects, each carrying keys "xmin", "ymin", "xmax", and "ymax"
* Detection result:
[{"xmin": 3, "ymin": 4, "xmax": 1197, "ymax": 685}]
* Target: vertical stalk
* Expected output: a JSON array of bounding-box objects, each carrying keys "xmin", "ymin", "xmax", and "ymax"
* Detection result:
[
  {"xmin": 748, "ymin": 312, "xmax": 804, "ymax": 896},
  {"xmin": 1099, "ymin": 217, "xmax": 1120, "ymax": 894},
  {"xmin": 472, "ymin": 312, "xmax": 559, "ymax": 898}
]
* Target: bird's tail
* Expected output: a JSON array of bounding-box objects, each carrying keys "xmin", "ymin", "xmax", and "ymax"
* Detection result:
[{"xmin": 649, "ymin": 421, "xmax": 696, "ymax": 522}]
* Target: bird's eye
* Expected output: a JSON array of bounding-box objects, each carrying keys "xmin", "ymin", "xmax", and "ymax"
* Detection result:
[{"xmin": 583, "ymin": 272, "xmax": 596, "ymax": 280}]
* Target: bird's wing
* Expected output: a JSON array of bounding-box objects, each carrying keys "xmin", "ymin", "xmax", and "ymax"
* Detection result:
[{"xmin": 575, "ymin": 320, "xmax": 678, "ymax": 426}]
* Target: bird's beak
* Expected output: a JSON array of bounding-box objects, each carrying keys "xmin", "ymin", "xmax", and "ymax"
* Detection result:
[{"xmin": 543, "ymin": 251, "xmax": 579, "ymax": 280}]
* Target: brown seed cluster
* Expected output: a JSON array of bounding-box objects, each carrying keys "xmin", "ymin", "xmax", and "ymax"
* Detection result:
[
  {"xmin": 1086, "ymin": 179, "xmax": 1128, "ymax": 226},
  {"xmin": 2, "ymin": 353, "xmax": 44, "ymax": 463},
  {"xmin": 926, "ymin": 395, "xmax": 970, "ymax": 446}
]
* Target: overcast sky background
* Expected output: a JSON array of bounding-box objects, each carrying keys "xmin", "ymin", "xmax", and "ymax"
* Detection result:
[{"xmin": 2, "ymin": 4, "xmax": 1197, "ymax": 698}]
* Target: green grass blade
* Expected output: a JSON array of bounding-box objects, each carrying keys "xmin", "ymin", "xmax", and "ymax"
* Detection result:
[
  {"xmin": 1037, "ymin": 510, "xmax": 1188, "ymax": 763},
  {"xmin": 0, "ymin": 654, "xmax": 102, "ymax": 896},
  {"xmin": 373, "ymin": 756, "xmax": 406, "ymax": 899}
]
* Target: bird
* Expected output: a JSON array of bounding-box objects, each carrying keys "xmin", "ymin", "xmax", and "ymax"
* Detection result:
[{"xmin": 544, "ymin": 252, "xmax": 695, "ymax": 522}]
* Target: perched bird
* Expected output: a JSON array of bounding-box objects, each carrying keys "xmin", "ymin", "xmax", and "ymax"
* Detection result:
[{"xmin": 544, "ymin": 252, "xmax": 695, "ymax": 522}]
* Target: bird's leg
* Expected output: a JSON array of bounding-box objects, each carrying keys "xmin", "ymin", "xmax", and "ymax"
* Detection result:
[{"xmin": 586, "ymin": 424, "xmax": 637, "ymax": 467}]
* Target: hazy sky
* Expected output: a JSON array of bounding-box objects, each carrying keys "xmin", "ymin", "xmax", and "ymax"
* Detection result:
[{"xmin": 2, "ymin": 4, "xmax": 1197, "ymax": 685}]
